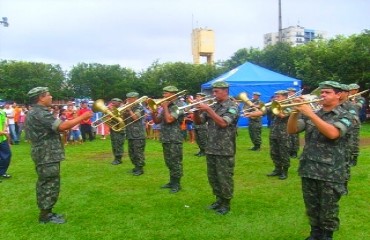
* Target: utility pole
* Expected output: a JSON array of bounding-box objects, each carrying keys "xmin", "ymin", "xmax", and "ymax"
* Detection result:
[
  {"xmin": 278, "ymin": 0, "xmax": 282, "ymax": 42},
  {"xmin": 0, "ymin": 17, "xmax": 9, "ymax": 27}
]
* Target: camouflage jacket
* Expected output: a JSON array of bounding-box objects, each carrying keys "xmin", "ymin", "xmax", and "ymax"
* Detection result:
[
  {"xmin": 25, "ymin": 104, "xmax": 65, "ymax": 165},
  {"xmin": 270, "ymin": 108, "xmax": 291, "ymax": 139},
  {"xmin": 124, "ymin": 104, "xmax": 145, "ymax": 139},
  {"xmin": 158, "ymin": 99, "xmax": 185, "ymax": 143},
  {"xmin": 246, "ymin": 99, "xmax": 265, "ymax": 121},
  {"xmin": 297, "ymin": 105, "xmax": 352, "ymax": 183},
  {"xmin": 200, "ymin": 98, "xmax": 239, "ymax": 156}
]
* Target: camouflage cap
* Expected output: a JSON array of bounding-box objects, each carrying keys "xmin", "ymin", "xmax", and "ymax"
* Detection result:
[
  {"xmin": 163, "ymin": 86, "xmax": 179, "ymax": 93},
  {"xmin": 275, "ymin": 90, "xmax": 289, "ymax": 95},
  {"xmin": 196, "ymin": 92, "xmax": 206, "ymax": 96},
  {"xmin": 340, "ymin": 84, "xmax": 350, "ymax": 92},
  {"xmin": 287, "ymin": 87, "xmax": 297, "ymax": 92},
  {"xmin": 111, "ymin": 98, "xmax": 123, "ymax": 102},
  {"xmin": 27, "ymin": 87, "xmax": 49, "ymax": 98},
  {"xmin": 212, "ymin": 81, "xmax": 229, "ymax": 88},
  {"xmin": 253, "ymin": 92, "xmax": 261, "ymax": 96},
  {"xmin": 319, "ymin": 81, "xmax": 343, "ymax": 90},
  {"xmin": 126, "ymin": 92, "xmax": 139, "ymax": 98},
  {"xmin": 348, "ymin": 83, "xmax": 360, "ymax": 90}
]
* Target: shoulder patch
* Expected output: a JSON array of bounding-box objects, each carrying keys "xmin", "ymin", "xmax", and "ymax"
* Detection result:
[
  {"xmin": 340, "ymin": 117, "xmax": 351, "ymax": 127},
  {"xmin": 228, "ymin": 108, "xmax": 237, "ymax": 114}
]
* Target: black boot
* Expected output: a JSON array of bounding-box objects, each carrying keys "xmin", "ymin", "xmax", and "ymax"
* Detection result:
[
  {"xmin": 267, "ymin": 168, "xmax": 281, "ymax": 177},
  {"xmin": 170, "ymin": 177, "xmax": 181, "ymax": 193},
  {"xmin": 208, "ymin": 196, "xmax": 222, "ymax": 210},
  {"xmin": 321, "ymin": 230, "xmax": 333, "ymax": 240},
  {"xmin": 111, "ymin": 156, "xmax": 122, "ymax": 165},
  {"xmin": 133, "ymin": 167, "xmax": 144, "ymax": 176},
  {"xmin": 215, "ymin": 198, "xmax": 230, "ymax": 215},
  {"xmin": 305, "ymin": 226, "xmax": 322, "ymax": 240},
  {"xmin": 279, "ymin": 167, "xmax": 288, "ymax": 180},
  {"xmin": 161, "ymin": 176, "xmax": 173, "ymax": 189},
  {"xmin": 250, "ymin": 145, "xmax": 260, "ymax": 151},
  {"xmin": 39, "ymin": 209, "xmax": 65, "ymax": 224}
]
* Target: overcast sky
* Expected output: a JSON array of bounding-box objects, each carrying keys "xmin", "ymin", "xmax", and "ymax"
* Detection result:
[{"xmin": 0, "ymin": 0, "xmax": 369, "ymax": 72}]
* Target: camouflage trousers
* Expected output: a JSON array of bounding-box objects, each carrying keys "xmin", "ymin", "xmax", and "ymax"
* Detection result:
[
  {"xmin": 288, "ymin": 133, "xmax": 300, "ymax": 154},
  {"xmin": 194, "ymin": 127, "xmax": 208, "ymax": 152},
  {"xmin": 110, "ymin": 130, "xmax": 126, "ymax": 160},
  {"xmin": 350, "ymin": 126, "xmax": 360, "ymax": 157},
  {"xmin": 128, "ymin": 139, "xmax": 146, "ymax": 168},
  {"xmin": 206, "ymin": 154, "xmax": 235, "ymax": 200},
  {"xmin": 269, "ymin": 137, "xmax": 290, "ymax": 168},
  {"xmin": 302, "ymin": 177, "xmax": 347, "ymax": 231},
  {"xmin": 35, "ymin": 162, "xmax": 60, "ymax": 210},
  {"xmin": 162, "ymin": 143, "xmax": 183, "ymax": 178},
  {"xmin": 248, "ymin": 120, "xmax": 262, "ymax": 146}
]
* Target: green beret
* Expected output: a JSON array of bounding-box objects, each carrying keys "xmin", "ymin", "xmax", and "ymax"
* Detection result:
[
  {"xmin": 111, "ymin": 98, "xmax": 123, "ymax": 102},
  {"xmin": 196, "ymin": 92, "xmax": 206, "ymax": 96},
  {"xmin": 253, "ymin": 92, "xmax": 261, "ymax": 96},
  {"xmin": 163, "ymin": 86, "xmax": 179, "ymax": 93},
  {"xmin": 348, "ymin": 83, "xmax": 360, "ymax": 90},
  {"xmin": 212, "ymin": 81, "xmax": 229, "ymax": 88},
  {"xmin": 275, "ymin": 90, "xmax": 288, "ymax": 95},
  {"xmin": 319, "ymin": 81, "xmax": 343, "ymax": 90},
  {"xmin": 340, "ymin": 84, "xmax": 350, "ymax": 92},
  {"xmin": 27, "ymin": 87, "xmax": 49, "ymax": 98},
  {"xmin": 287, "ymin": 87, "xmax": 297, "ymax": 92},
  {"xmin": 126, "ymin": 92, "xmax": 139, "ymax": 98}
]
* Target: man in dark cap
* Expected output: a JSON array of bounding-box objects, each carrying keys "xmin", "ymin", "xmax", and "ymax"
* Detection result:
[
  {"xmin": 286, "ymin": 88, "xmax": 300, "ymax": 158},
  {"xmin": 108, "ymin": 98, "xmax": 126, "ymax": 165},
  {"xmin": 194, "ymin": 81, "xmax": 239, "ymax": 215},
  {"xmin": 287, "ymin": 81, "xmax": 352, "ymax": 240},
  {"xmin": 25, "ymin": 87, "xmax": 93, "ymax": 224},
  {"xmin": 267, "ymin": 90, "xmax": 291, "ymax": 180},
  {"xmin": 151, "ymin": 86, "xmax": 185, "ymax": 193},
  {"xmin": 123, "ymin": 92, "xmax": 146, "ymax": 175}
]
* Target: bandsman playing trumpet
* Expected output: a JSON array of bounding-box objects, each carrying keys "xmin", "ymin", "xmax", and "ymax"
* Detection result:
[
  {"xmin": 123, "ymin": 92, "xmax": 146, "ymax": 176},
  {"xmin": 267, "ymin": 90, "xmax": 291, "ymax": 180},
  {"xmin": 193, "ymin": 92, "xmax": 208, "ymax": 157},
  {"xmin": 151, "ymin": 86, "xmax": 185, "ymax": 193},
  {"xmin": 287, "ymin": 81, "xmax": 353, "ymax": 240},
  {"xmin": 193, "ymin": 81, "xmax": 239, "ymax": 215},
  {"xmin": 109, "ymin": 98, "xmax": 126, "ymax": 165},
  {"xmin": 243, "ymin": 92, "xmax": 265, "ymax": 151}
]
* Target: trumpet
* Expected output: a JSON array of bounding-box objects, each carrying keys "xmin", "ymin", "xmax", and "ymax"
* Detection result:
[
  {"xmin": 175, "ymin": 97, "xmax": 216, "ymax": 114},
  {"xmin": 240, "ymin": 102, "xmax": 266, "ymax": 115},
  {"xmin": 348, "ymin": 89, "xmax": 369, "ymax": 100},
  {"xmin": 271, "ymin": 98, "xmax": 323, "ymax": 115},
  {"xmin": 147, "ymin": 90, "xmax": 187, "ymax": 112},
  {"xmin": 92, "ymin": 96, "xmax": 148, "ymax": 131}
]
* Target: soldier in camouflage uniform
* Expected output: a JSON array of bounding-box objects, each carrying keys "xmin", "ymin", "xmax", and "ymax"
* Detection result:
[
  {"xmin": 193, "ymin": 92, "xmax": 208, "ymax": 157},
  {"xmin": 243, "ymin": 92, "xmax": 265, "ymax": 151},
  {"xmin": 347, "ymin": 83, "xmax": 365, "ymax": 166},
  {"xmin": 287, "ymin": 88, "xmax": 300, "ymax": 158},
  {"xmin": 123, "ymin": 92, "xmax": 146, "ymax": 176},
  {"xmin": 287, "ymin": 81, "xmax": 353, "ymax": 240},
  {"xmin": 109, "ymin": 98, "xmax": 126, "ymax": 165},
  {"xmin": 151, "ymin": 86, "xmax": 185, "ymax": 193},
  {"xmin": 193, "ymin": 81, "xmax": 239, "ymax": 215},
  {"xmin": 267, "ymin": 90, "xmax": 291, "ymax": 180},
  {"xmin": 25, "ymin": 87, "xmax": 92, "ymax": 224}
]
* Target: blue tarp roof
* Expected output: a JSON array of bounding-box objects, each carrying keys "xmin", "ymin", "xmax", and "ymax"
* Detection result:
[{"xmin": 201, "ymin": 62, "xmax": 302, "ymax": 127}]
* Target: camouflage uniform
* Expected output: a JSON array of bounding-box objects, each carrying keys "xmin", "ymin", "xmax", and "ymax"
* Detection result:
[
  {"xmin": 110, "ymin": 127, "xmax": 126, "ymax": 163},
  {"xmin": 25, "ymin": 104, "xmax": 65, "ymax": 211},
  {"xmin": 269, "ymin": 108, "xmax": 291, "ymax": 177},
  {"xmin": 199, "ymin": 98, "xmax": 239, "ymax": 201},
  {"xmin": 246, "ymin": 98, "xmax": 265, "ymax": 149},
  {"xmin": 158, "ymin": 99, "xmax": 185, "ymax": 182},
  {"xmin": 297, "ymin": 105, "xmax": 352, "ymax": 233},
  {"xmin": 124, "ymin": 103, "xmax": 146, "ymax": 173},
  {"xmin": 194, "ymin": 122, "xmax": 208, "ymax": 155},
  {"xmin": 349, "ymin": 95, "xmax": 365, "ymax": 165}
]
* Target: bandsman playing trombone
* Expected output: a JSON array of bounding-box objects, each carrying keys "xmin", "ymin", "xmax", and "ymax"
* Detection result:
[
  {"xmin": 151, "ymin": 86, "xmax": 185, "ymax": 193},
  {"xmin": 123, "ymin": 92, "xmax": 146, "ymax": 176}
]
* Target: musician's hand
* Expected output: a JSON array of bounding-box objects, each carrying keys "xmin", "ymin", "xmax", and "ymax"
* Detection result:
[{"xmin": 161, "ymin": 101, "xmax": 170, "ymax": 108}]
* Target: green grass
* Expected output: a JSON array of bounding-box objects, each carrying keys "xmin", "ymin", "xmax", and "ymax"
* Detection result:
[{"xmin": 1, "ymin": 123, "xmax": 370, "ymax": 240}]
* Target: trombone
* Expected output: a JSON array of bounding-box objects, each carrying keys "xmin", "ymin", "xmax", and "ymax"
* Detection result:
[
  {"xmin": 348, "ymin": 89, "xmax": 369, "ymax": 100},
  {"xmin": 174, "ymin": 97, "xmax": 216, "ymax": 114},
  {"xmin": 270, "ymin": 98, "xmax": 323, "ymax": 115},
  {"xmin": 147, "ymin": 90, "xmax": 187, "ymax": 112}
]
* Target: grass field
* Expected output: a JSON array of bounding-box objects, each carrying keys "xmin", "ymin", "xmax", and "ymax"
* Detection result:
[{"xmin": 1, "ymin": 123, "xmax": 369, "ymax": 240}]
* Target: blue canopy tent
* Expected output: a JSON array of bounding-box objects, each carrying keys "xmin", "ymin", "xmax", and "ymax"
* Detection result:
[{"xmin": 201, "ymin": 62, "xmax": 302, "ymax": 127}]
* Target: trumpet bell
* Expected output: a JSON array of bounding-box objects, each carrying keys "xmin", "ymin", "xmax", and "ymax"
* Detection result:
[{"xmin": 92, "ymin": 99, "xmax": 108, "ymax": 113}]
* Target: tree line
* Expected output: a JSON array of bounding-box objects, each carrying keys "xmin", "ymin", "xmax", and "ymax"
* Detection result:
[{"xmin": 1, "ymin": 30, "xmax": 369, "ymax": 104}]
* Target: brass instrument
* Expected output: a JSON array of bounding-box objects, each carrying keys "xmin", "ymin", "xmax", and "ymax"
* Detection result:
[
  {"xmin": 240, "ymin": 102, "xmax": 266, "ymax": 115},
  {"xmin": 92, "ymin": 96, "xmax": 148, "ymax": 131},
  {"xmin": 175, "ymin": 97, "xmax": 216, "ymax": 114},
  {"xmin": 348, "ymin": 89, "xmax": 369, "ymax": 100},
  {"xmin": 237, "ymin": 92, "xmax": 253, "ymax": 106},
  {"xmin": 147, "ymin": 90, "xmax": 187, "ymax": 112},
  {"xmin": 271, "ymin": 97, "xmax": 323, "ymax": 115}
]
